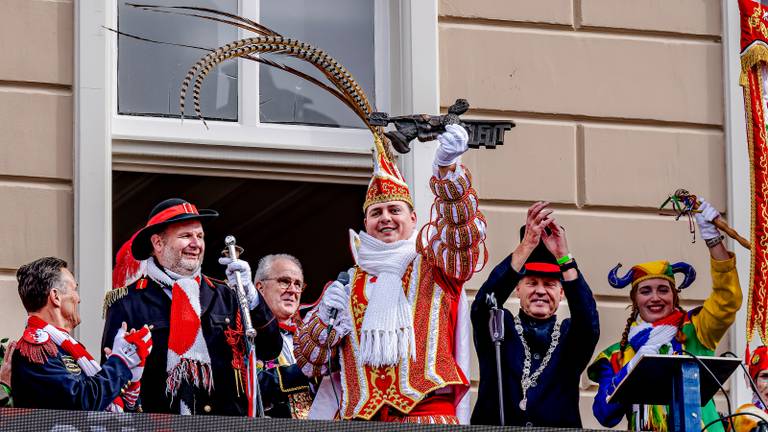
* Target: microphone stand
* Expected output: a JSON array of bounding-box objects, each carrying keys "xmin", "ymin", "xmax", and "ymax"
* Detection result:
[
  {"xmin": 487, "ymin": 293, "xmax": 505, "ymax": 425},
  {"xmin": 224, "ymin": 235, "xmax": 264, "ymax": 417}
]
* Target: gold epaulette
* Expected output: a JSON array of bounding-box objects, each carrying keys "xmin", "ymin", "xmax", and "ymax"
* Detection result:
[{"xmin": 102, "ymin": 286, "xmax": 128, "ymax": 318}]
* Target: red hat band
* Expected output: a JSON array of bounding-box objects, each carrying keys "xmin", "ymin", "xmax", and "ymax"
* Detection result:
[{"xmin": 146, "ymin": 203, "xmax": 200, "ymax": 227}]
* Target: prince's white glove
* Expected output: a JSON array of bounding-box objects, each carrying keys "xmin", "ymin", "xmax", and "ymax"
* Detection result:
[
  {"xmin": 434, "ymin": 124, "xmax": 469, "ymax": 167},
  {"xmin": 218, "ymin": 257, "xmax": 259, "ymax": 309},
  {"xmin": 694, "ymin": 198, "xmax": 721, "ymax": 241},
  {"xmin": 318, "ymin": 281, "xmax": 348, "ymax": 324}
]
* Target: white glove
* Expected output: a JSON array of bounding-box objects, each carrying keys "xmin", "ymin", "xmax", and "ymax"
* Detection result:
[
  {"xmin": 218, "ymin": 257, "xmax": 259, "ymax": 309},
  {"xmin": 694, "ymin": 199, "xmax": 721, "ymax": 241},
  {"xmin": 110, "ymin": 327, "xmax": 141, "ymax": 371},
  {"xmin": 434, "ymin": 124, "xmax": 469, "ymax": 167},
  {"xmin": 318, "ymin": 281, "xmax": 349, "ymax": 324}
]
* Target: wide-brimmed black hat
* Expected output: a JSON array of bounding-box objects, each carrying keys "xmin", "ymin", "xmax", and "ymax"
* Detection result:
[
  {"xmin": 518, "ymin": 225, "xmax": 561, "ymax": 279},
  {"xmin": 130, "ymin": 198, "xmax": 218, "ymax": 260}
]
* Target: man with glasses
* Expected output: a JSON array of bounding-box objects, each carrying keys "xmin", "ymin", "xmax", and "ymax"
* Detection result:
[{"xmin": 253, "ymin": 254, "xmax": 318, "ymax": 419}]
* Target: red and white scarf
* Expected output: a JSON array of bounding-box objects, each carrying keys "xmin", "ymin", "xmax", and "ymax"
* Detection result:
[
  {"xmin": 24, "ymin": 316, "xmax": 132, "ymax": 412},
  {"xmin": 147, "ymin": 259, "xmax": 213, "ymax": 415}
]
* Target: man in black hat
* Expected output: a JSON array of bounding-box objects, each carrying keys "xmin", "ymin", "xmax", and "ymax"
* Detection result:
[
  {"xmin": 470, "ymin": 201, "xmax": 599, "ymax": 427},
  {"xmin": 102, "ymin": 198, "xmax": 282, "ymax": 416}
]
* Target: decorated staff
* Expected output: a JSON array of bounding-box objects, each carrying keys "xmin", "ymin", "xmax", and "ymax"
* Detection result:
[
  {"xmin": 471, "ymin": 202, "xmax": 599, "ymax": 427},
  {"xmin": 659, "ymin": 189, "xmax": 750, "ymax": 250},
  {"xmin": 105, "ymin": 198, "xmax": 282, "ymax": 416},
  {"xmin": 588, "ymin": 197, "xmax": 743, "ymax": 431}
]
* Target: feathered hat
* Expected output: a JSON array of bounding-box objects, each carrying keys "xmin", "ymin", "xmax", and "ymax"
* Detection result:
[
  {"xmin": 111, "ymin": 198, "xmax": 217, "ymax": 290},
  {"xmin": 607, "ymin": 260, "xmax": 696, "ymax": 291}
]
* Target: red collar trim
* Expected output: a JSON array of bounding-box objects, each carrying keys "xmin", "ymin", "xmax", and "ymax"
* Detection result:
[
  {"xmin": 278, "ymin": 321, "xmax": 297, "ymax": 333},
  {"xmin": 27, "ymin": 316, "xmax": 69, "ymax": 334}
]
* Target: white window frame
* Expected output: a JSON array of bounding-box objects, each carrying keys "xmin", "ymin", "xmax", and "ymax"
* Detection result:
[
  {"xmin": 74, "ymin": 0, "xmax": 439, "ymax": 349},
  {"xmin": 111, "ymin": 0, "xmax": 391, "ymax": 178}
]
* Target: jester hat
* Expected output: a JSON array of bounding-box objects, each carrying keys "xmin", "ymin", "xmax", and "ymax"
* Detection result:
[{"xmin": 608, "ymin": 260, "xmax": 696, "ymax": 291}]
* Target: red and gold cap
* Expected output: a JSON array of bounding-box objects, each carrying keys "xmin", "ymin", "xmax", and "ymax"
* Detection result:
[{"xmin": 363, "ymin": 135, "xmax": 413, "ymax": 211}]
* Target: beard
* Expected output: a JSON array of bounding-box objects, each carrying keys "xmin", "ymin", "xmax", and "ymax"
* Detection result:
[{"xmin": 160, "ymin": 247, "xmax": 202, "ymax": 276}]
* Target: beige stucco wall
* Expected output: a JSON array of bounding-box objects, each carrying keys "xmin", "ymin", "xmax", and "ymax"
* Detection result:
[
  {"xmin": 439, "ymin": 0, "xmax": 729, "ymax": 428},
  {"xmin": 0, "ymin": 0, "xmax": 74, "ymax": 341}
]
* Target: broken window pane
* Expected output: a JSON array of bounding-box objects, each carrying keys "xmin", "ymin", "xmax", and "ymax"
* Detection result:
[
  {"xmin": 117, "ymin": 0, "xmax": 238, "ymax": 121},
  {"xmin": 259, "ymin": 0, "xmax": 375, "ymax": 128}
]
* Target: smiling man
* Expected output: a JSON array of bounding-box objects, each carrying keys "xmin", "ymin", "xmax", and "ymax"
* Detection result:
[
  {"xmin": 252, "ymin": 254, "xmax": 319, "ymax": 419},
  {"xmin": 471, "ymin": 201, "xmax": 599, "ymax": 427},
  {"xmin": 102, "ymin": 198, "xmax": 282, "ymax": 416},
  {"xmin": 588, "ymin": 198, "xmax": 742, "ymax": 431},
  {"xmin": 295, "ymin": 125, "xmax": 487, "ymax": 424}
]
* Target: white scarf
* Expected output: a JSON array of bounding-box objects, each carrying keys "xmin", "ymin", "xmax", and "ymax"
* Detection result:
[{"xmin": 352, "ymin": 230, "xmax": 419, "ymax": 367}]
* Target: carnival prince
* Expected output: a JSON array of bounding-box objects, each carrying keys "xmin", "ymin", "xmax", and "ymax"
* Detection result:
[{"xmin": 295, "ymin": 124, "xmax": 486, "ymax": 424}]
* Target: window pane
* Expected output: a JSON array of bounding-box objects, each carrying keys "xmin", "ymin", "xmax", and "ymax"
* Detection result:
[
  {"xmin": 260, "ymin": 0, "xmax": 375, "ymax": 128},
  {"xmin": 117, "ymin": 0, "xmax": 238, "ymax": 121}
]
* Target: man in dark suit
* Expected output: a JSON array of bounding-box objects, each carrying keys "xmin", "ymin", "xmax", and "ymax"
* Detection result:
[
  {"xmin": 471, "ymin": 201, "xmax": 600, "ymax": 427},
  {"xmin": 103, "ymin": 198, "xmax": 282, "ymax": 416}
]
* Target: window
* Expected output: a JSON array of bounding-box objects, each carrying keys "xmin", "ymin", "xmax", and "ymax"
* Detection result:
[
  {"xmin": 116, "ymin": 0, "xmax": 376, "ymax": 128},
  {"xmin": 117, "ymin": 0, "xmax": 239, "ymax": 120}
]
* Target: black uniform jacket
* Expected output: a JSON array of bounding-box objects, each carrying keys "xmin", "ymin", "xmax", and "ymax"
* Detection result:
[
  {"xmin": 102, "ymin": 272, "xmax": 282, "ymax": 416},
  {"xmin": 470, "ymin": 255, "xmax": 600, "ymax": 427},
  {"xmin": 12, "ymin": 345, "xmax": 131, "ymax": 411}
]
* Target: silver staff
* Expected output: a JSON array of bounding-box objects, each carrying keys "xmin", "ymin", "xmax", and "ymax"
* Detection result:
[
  {"xmin": 487, "ymin": 292, "xmax": 505, "ymax": 425},
  {"xmin": 225, "ymin": 235, "xmax": 256, "ymax": 339}
]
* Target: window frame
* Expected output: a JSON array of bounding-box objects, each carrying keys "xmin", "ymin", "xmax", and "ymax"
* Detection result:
[{"xmin": 110, "ymin": 0, "xmax": 391, "ymax": 168}]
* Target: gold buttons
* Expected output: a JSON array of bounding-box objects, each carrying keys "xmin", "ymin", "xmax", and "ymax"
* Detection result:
[
  {"xmin": 203, "ymin": 405, "xmax": 212, "ymax": 413},
  {"xmin": 224, "ymin": 317, "xmax": 231, "ymax": 324}
]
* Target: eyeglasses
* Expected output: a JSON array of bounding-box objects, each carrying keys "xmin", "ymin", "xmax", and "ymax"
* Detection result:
[{"xmin": 263, "ymin": 276, "xmax": 306, "ymax": 293}]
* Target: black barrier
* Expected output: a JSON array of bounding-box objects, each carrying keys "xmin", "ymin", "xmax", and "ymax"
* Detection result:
[{"xmin": 0, "ymin": 408, "xmax": 611, "ymax": 432}]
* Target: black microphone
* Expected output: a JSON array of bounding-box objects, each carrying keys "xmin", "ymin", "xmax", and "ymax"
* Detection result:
[{"xmin": 327, "ymin": 271, "xmax": 351, "ymax": 335}]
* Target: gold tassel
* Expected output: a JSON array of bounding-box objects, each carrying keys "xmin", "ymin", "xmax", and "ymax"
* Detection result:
[{"xmin": 102, "ymin": 287, "xmax": 128, "ymax": 318}]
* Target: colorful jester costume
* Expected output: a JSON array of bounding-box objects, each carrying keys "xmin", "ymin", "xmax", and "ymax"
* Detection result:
[{"xmin": 588, "ymin": 258, "xmax": 741, "ymax": 431}]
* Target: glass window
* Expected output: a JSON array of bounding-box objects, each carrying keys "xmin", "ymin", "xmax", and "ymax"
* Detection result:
[
  {"xmin": 259, "ymin": 0, "xmax": 375, "ymax": 128},
  {"xmin": 117, "ymin": 0, "xmax": 239, "ymax": 121},
  {"xmin": 116, "ymin": 0, "xmax": 376, "ymax": 128}
]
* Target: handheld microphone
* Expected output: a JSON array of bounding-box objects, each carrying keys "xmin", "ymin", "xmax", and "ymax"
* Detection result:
[{"xmin": 327, "ymin": 271, "xmax": 351, "ymax": 334}]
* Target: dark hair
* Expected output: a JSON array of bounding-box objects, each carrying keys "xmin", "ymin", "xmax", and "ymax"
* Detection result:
[{"xmin": 16, "ymin": 257, "xmax": 69, "ymax": 312}]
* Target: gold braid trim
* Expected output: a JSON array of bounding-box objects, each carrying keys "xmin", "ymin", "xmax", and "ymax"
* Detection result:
[
  {"xmin": 102, "ymin": 287, "xmax": 128, "ymax": 318},
  {"xmin": 741, "ymin": 43, "xmax": 768, "ymax": 87}
]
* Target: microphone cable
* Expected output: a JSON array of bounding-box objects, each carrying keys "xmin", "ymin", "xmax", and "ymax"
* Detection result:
[
  {"xmin": 681, "ymin": 350, "xmax": 734, "ymax": 431},
  {"xmin": 722, "ymin": 351, "xmax": 768, "ymax": 410}
]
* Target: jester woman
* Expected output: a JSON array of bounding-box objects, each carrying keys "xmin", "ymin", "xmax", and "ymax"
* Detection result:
[{"xmin": 587, "ymin": 198, "xmax": 743, "ymax": 431}]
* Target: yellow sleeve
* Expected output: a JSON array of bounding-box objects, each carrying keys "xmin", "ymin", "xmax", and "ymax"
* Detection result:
[{"xmin": 692, "ymin": 252, "xmax": 742, "ymax": 351}]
